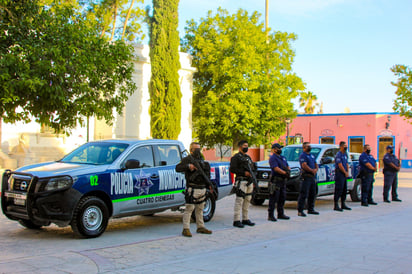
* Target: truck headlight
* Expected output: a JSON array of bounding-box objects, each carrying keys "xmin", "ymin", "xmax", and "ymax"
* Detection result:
[
  {"xmin": 261, "ymin": 172, "xmax": 269, "ymax": 179},
  {"xmin": 42, "ymin": 176, "xmax": 73, "ymax": 191},
  {"xmin": 290, "ymin": 168, "xmax": 300, "ymax": 178}
]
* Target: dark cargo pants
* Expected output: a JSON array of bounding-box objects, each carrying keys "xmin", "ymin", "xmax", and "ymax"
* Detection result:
[{"xmin": 298, "ymin": 176, "xmax": 316, "ymax": 212}]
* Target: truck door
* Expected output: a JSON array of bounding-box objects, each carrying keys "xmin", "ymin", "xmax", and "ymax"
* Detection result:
[
  {"xmin": 152, "ymin": 144, "xmax": 186, "ymax": 207},
  {"xmin": 112, "ymin": 145, "xmax": 158, "ymax": 214},
  {"xmin": 318, "ymin": 148, "xmax": 339, "ymax": 195}
]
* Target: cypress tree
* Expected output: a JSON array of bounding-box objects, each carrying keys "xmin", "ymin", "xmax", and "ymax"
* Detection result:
[{"xmin": 148, "ymin": 0, "xmax": 181, "ymax": 139}]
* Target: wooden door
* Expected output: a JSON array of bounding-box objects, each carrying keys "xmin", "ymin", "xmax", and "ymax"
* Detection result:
[{"xmin": 378, "ymin": 137, "xmax": 393, "ymax": 168}]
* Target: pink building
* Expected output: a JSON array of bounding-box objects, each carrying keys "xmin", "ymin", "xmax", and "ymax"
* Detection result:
[{"xmin": 285, "ymin": 112, "xmax": 412, "ymax": 168}]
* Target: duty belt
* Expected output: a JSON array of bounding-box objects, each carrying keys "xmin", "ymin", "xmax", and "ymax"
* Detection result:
[
  {"xmin": 186, "ymin": 184, "xmax": 206, "ymax": 189},
  {"xmin": 183, "ymin": 187, "xmax": 206, "ymax": 204},
  {"xmin": 232, "ymin": 180, "xmax": 253, "ymax": 198}
]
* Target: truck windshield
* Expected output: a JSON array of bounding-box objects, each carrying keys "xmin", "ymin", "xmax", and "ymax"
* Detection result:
[
  {"xmin": 60, "ymin": 142, "xmax": 129, "ymax": 165},
  {"xmin": 282, "ymin": 147, "xmax": 321, "ymax": 162}
]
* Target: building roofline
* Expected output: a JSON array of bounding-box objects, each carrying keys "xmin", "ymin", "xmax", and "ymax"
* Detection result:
[{"xmin": 297, "ymin": 112, "xmax": 399, "ymax": 117}]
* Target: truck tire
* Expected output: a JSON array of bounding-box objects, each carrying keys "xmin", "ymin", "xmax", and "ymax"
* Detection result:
[
  {"xmin": 18, "ymin": 219, "xmax": 43, "ymax": 229},
  {"xmin": 191, "ymin": 191, "xmax": 216, "ymax": 223},
  {"xmin": 350, "ymin": 178, "xmax": 362, "ymax": 202},
  {"xmin": 71, "ymin": 196, "xmax": 109, "ymax": 238}
]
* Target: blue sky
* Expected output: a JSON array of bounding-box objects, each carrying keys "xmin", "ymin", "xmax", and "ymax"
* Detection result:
[{"xmin": 153, "ymin": 0, "xmax": 412, "ymax": 114}]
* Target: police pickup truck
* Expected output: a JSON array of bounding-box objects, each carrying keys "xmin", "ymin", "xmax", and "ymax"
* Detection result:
[
  {"xmin": 1, "ymin": 139, "xmax": 233, "ymax": 238},
  {"xmin": 251, "ymin": 144, "xmax": 361, "ymax": 205}
]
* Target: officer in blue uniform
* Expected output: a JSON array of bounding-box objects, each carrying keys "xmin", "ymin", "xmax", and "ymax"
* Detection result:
[
  {"xmin": 267, "ymin": 143, "xmax": 290, "ymax": 222},
  {"xmin": 359, "ymin": 144, "xmax": 377, "ymax": 206},
  {"xmin": 297, "ymin": 142, "xmax": 319, "ymax": 217},
  {"xmin": 383, "ymin": 145, "xmax": 402, "ymax": 203},
  {"xmin": 334, "ymin": 141, "xmax": 351, "ymax": 211}
]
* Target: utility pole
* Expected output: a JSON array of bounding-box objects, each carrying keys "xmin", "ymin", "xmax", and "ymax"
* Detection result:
[
  {"xmin": 265, "ymin": 0, "xmax": 269, "ymax": 43},
  {"xmin": 265, "ymin": 0, "xmax": 269, "ymax": 79}
]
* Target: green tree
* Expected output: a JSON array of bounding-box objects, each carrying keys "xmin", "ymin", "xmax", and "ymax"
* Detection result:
[
  {"xmin": 182, "ymin": 8, "xmax": 305, "ymax": 148},
  {"xmin": 299, "ymin": 91, "xmax": 319, "ymax": 114},
  {"xmin": 0, "ymin": 0, "xmax": 136, "ymax": 132},
  {"xmin": 147, "ymin": 0, "xmax": 181, "ymax": 139},
  {"xmin": 392, "ymin": 64, "xmax": 412, "ymax": 119}
]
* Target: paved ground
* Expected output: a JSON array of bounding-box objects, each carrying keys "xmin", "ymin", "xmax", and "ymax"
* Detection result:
[{"xmin": 0, "ymin": 172, "xmax": 411, "ymax": 273}]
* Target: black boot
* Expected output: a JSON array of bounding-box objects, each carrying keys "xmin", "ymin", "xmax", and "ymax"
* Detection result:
[
  {"xmin": 268, "ymin": 212, "xmax": 277, "ymax": 222},
  {"xmin": 334, "ymin": 202, "xmax": 343, "ymax": 211},
  {"xmin": 341, "ymin": 202, "xmax": 351, "ymax": 210},
  {"xmin": 242, "ymin": 220, "xmax": 255, "ymax": 226},
  {"xmin": 233, "ymin": 221, "xmax": 244, "ymax": 228}
]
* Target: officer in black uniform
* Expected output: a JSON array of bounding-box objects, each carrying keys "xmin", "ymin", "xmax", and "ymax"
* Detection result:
[
  {"xmin": 382, "ymin": 145, "xmax": 402, "ymax": 203},
  {"xmin": 230, "ymin": 140, "xmax": 257, "ymax": 228},
  {"xmin": 176, "ymin": 142, "xmax": 212, "ymax": 237}
]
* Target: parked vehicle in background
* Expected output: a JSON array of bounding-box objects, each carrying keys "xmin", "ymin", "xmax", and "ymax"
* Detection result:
[
  {"xmin": 252, "ymin": 144, "xmax": 361, "ymax": 205},
  {"xmin": 350, "ymin": 152, "xmax": 361, "ymax": 161},
  {"xmin": 1, "ymin": 139, "xmax": 233, "ymax": 238}
]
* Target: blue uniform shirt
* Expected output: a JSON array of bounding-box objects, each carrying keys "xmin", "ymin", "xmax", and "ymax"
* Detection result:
[
  {"xmin": 359, "ymin": 152, "xmax": 376, "ymax": 173},
  {"xmin": 299, "ymin": 152, "xmax": 316, "ymax": 169},
  {"xmin": 383, "ymin": 153, "xmax": 400, "ymax": 173},
  {"xmin": 335, "ymin": 150, "xmax": 348, "ymax": 171},
  {"xmin": 269, "ymin": 153, "xmax": 289, "ymax": 177}
]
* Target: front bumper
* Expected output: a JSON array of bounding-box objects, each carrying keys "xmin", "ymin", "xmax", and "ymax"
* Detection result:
[
  {"xmin": 1, "ymin": 170, "xmax": 82, "ymax": 226},
  {"xmin": 255, "ymin": 176, "xmax": 302, "ymax": 200}
]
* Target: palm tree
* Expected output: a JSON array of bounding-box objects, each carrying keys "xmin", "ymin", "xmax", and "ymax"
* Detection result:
[
  {"xmin": 299, "ymin": 91, "xmax": 319, "ymax": 114},
  {"xmin": 93, "ymin": 0, "xmax": 144, "ymax": 42},
  {"xmin": 122, "ymin": 0, "xmax": 135, "ymax": 39}
]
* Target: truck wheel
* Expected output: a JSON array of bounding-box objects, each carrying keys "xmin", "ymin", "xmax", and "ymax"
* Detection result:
[
  {"xmin": 191, "ymin": 192, "xmax": 216, "ymax": 223},
  {"xmin": 350, "ymin": 178, "xmax": 362, "ymax": 202},
  {"xmin": 18, "ymin": 219, "xmax": 43, "ymax": 229},
  {"xmin": 251, "ymin": 196, "xmax": 265, "ymax": 206},
  {"xmin": 71, "ymin": 196, "xmax": 109, "ymax": 238}
]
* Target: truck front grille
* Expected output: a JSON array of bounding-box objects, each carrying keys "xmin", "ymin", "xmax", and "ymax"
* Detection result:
[{"xmin": 10, "ymin": 176, "xmax": 32, "ymax": 192}]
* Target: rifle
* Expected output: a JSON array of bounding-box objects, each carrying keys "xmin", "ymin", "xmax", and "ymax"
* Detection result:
[
  {"xmin": 188, "ymin": 155, "xmax": 217, "ymax": 198},
  {"xmin": 245, "ymin": 157, "xmax": 259, "ymax": 192}
]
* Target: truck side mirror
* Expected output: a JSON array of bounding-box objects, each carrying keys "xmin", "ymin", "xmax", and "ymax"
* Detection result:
[
  {"xmin": 321, "ymin": 157, "xmax": 332, "ymax": 165},
  {"xmin": 125, "ymin": 159, "xmax": 140, "ymax": 169}
]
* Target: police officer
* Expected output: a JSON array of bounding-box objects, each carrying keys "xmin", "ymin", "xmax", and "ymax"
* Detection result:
[
  {"xmin": 334, "ymin": 141, "xmax": 351, "ymax": 211},
  {"xmin": 359, "ymin": 144, "xmax": 377, "ymax": 206},
  {"xmin": 230, "ymin": 140, "xmax": 256, "ymax": 228},
  {"xmin": 298, "ymin": 142, "xmax": 319, "ymax": 217},
  {"xmin": 267, "ymin": 143, "xmax": 290, "ymax": 222},
  {"xmin": 383, "ymin": 145, "xmax": 402, "ymax": 203},
  {"xmin": 176, "ymin": 142, "xmax": 212, "ymax": 237}
]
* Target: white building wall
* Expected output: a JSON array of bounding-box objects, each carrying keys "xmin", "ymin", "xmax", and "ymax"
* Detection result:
[
  {"xmin": 113, "ymin": 44, "xmax": 195, "ymax": 149},
  {"xmin": 178, "ymin": 57, "xmax": 195, "ymax": 150}
]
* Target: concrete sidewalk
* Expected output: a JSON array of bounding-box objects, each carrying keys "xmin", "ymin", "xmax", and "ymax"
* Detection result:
[{"xmin": 83, "ymin": 185, "xmax": 412, "ymax": 273}]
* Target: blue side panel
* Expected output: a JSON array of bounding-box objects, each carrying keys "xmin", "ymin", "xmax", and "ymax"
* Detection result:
[
  {"xmin": 401, "ymin": 159, "xmax": 412, "ymax": 169},
  {"xmin": 209, "ymin": 162, "xmax": 232, "ymax": 187},
  {"xmin": 72, "ymin": 166, "xmax": 186, "ymax": 201}
]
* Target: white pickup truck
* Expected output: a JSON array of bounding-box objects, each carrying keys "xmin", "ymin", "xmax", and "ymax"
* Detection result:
[{"xmin": 252, "ymin": 144, "xmax": 361, "ymax": 205}]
